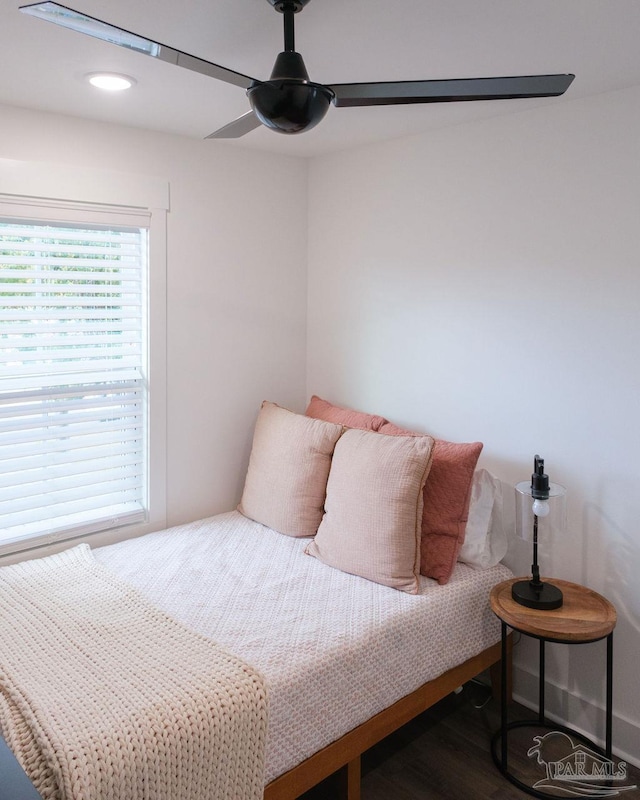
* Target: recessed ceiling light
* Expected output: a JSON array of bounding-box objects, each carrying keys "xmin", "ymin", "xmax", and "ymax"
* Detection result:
[{"xmin": 86, "ymin": 73, "xmax": 136, "ymax": 91}]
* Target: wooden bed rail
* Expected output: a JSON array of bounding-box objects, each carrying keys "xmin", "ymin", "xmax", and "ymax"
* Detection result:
[{"xmin": 264, "ymin": 635, "xmax": 513, "ymax": 800}]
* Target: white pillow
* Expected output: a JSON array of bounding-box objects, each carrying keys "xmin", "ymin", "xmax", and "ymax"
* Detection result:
[{"xmin": 457, "ymin": 469, "xmax": 507, "ymax": 569}]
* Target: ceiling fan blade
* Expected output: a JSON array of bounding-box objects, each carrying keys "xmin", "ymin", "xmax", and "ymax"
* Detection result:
[
  {"xmin": 19, "ymin": 2, "xmax": 258, "ymax": 90},
  {"xmin": 328, "ymin": 74, "xmax": 575, "ymax": 108},
  {"xmin": 206, "ymin": 111, "xmax": 262, "ymax": 139}
]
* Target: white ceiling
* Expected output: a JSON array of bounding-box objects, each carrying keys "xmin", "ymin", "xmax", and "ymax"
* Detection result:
[{"xmin": 2, "ymin": 0, "xmax": 640, "ymax": 157}]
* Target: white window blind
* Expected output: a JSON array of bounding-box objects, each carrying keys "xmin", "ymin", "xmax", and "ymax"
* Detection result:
[{"xmin": 0, "ymin": 217, "xmax": 149, "ymax": 547}]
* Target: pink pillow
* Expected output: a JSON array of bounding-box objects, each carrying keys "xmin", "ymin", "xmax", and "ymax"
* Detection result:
[
  {"xmin": 238, "ymin": 402, "xmax": 343, "ymax": 537},
  {"xmin": 305, "ymin": 428, "xmax": 435, "ymax": 593},
  {"xmin": 305, "ymin": 395, "xmax": 386, "ymax": 431},
  {"xmin": 378, "ymin": 422, "xmax": 483, "ymax": 584}
]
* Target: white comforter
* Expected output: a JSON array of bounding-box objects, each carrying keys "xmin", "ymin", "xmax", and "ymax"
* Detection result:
[{"xmin": 95, "ymin": 511, "xmax": 511, "ymax": 784}]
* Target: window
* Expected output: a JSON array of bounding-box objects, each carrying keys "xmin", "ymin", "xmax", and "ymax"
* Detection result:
[{"xmin": 0, "ymin": 193, "xmax": 166, "ymax": 554}]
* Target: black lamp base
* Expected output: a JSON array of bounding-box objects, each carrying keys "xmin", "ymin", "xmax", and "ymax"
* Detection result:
[{"xmin": 512, "ymin": 579, "xmax": 563, "ymax": 610}]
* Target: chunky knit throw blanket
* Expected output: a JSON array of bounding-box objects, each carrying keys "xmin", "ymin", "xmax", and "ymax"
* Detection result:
[{"xmin": 0, "ymin": 545, "xmax": 268, "ymax": 800}]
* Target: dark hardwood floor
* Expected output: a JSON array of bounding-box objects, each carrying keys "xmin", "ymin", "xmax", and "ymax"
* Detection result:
[{"xmin": 301, "ymin": 681, "xmax": 640, "ymax": 799}]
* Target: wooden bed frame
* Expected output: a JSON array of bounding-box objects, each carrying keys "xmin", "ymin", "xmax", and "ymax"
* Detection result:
[{"xmin": 264, "ymin": 635, "xmax": 513, "ymax": 800}]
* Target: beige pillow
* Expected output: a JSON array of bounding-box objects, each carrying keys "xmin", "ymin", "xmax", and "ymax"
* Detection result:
[
  {"xmin": 305, "ymin": 428, "xmax": 435, "ymax": 593},
  {"xmin": 238, "ymin": 401, "xmax": 343, "ymax": 537}
]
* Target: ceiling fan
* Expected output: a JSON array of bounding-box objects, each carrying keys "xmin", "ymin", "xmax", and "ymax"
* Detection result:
[{"xmin": 20, "ymin": 0, "xmax": 575, "ymax": 139}]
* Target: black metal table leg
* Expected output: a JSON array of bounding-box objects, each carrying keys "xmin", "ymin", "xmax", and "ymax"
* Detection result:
[
  {"xmin": 606, "ymin": 632, "xmax": 613, "ymax": 759},
  {"xmin": 501, "ymin": 620, "xmax": 508, "ymax": 771},
  {"xmin": 539, "ymin": 638, "xmax": 545, "ymax": 723}
]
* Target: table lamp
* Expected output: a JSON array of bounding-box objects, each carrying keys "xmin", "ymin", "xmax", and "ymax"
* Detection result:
[{"xmin": 512, "ymin": 455, "xmax": 566, "ymax": 610}]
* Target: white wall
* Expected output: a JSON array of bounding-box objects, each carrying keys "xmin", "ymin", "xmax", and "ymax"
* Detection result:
[
  {"xmin": 307, "ymin": 86, "xmax": 640, "ymax": 765},
  {"xmin": 0, "ymin": 104, "xmax": 309, "ymax": 545}
]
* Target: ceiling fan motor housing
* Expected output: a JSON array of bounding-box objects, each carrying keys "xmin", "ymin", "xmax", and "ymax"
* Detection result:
[
  {"xmin": 248, "ymin": 50, "xmax": 334, "ymax": 134},
  {"xmin": 248, "ymin": 81, "xmax": 333, "ymax": 133},
  {"xmin": 266, "ymin": 0, "xmax": 311, "ymax": 12}
]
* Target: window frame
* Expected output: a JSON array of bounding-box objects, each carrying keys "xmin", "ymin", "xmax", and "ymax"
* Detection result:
[{"xmin": 0, "ymin": 163, "xmax": 167, "ymax": 559}]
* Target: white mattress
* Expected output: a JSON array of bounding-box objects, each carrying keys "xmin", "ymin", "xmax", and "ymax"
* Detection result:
[{"xmin": 95, "ymin": 511, "xmax": 511, "ymax": 784}]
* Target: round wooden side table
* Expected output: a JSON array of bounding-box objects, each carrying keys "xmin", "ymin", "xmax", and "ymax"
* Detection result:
[{"xmin": 490, "ymin": 577, "xmax": 617, "ymax": 799}]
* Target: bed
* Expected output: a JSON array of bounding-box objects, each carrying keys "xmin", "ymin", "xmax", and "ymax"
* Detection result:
[
  {"xmin": 0, "ymin": 397, "xmax": 513, "ymax": 800},
  {"xmin": 94, "ymin": 510, "xmax": 512, "ymax": 799}
]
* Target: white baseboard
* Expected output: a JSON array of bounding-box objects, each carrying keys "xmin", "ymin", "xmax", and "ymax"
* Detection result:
[{"xmin": 513, "ymin": 663, "xmax": 640, "ymax": 769}]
